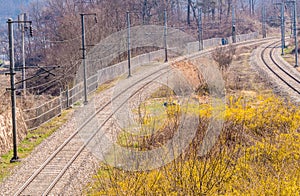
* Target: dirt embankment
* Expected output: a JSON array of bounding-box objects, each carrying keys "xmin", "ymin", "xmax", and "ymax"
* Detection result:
[{"xmin": 171, "ymin": 60, "xmax": 206, "ymax": 92}]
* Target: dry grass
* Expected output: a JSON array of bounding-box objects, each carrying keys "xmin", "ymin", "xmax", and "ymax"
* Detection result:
[
  {"xmin": 84, "ymin": 43, "xmax": 300, "ymax": 195},
  {"xmin": 226, "ymin": 45, "xmax": 270, "ymax": 94},
  {"xmin": 0, "ymin": 109, "xmax": 72, "ymax": 182},
  {"xmin": 0, "ymin": 73, "xmax": 10, "ymax": 115},
  {"xmin": 171, "ymin": 60, "xmax": 205, "ymax": 91}
]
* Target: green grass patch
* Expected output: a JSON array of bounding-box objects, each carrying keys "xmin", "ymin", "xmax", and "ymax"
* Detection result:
[
  {"xmin": 117, "ymin": 99, "xmax": 168, "ymax": 147},
  {"xmin": 117, "ymin": 96, "xmax": 203, "ymax": 148},
  {"xmin": 73, "ymin": 101, "xmax": 81, "ymax": 107},
  {"xmin": 0, "ymin": 109, "xmax": 72, "ymax": 182},
  {"xmin": 283, "ymin": 46, "xmax": 297, "ymax": 66},
  {"xmin": 284, "ymin": 46, "xmax": 294, "ymax": 55}
]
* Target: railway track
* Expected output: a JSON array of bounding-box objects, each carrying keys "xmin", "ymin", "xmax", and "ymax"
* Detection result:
[
  {"xmin": 14, "ymin": 63, "xmax": 174, "ymax": 195},
  {"xmin": 12, "ymin": 37, "xmax": 276, "ymax": 195},
  {"xmin": 259, "ymin": 41, "xmax": 300, "ymax": 96}
]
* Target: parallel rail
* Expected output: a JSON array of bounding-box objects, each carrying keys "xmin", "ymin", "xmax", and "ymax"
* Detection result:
[
  {"xmin": 15, "ymin": 64, "xmax": 173, "ymax": 195},
  {"xmin": 260, "ymin": 41, "xmax": 300, "ymax": 95},
  {"xmin": 14, "ymin": 37, "xmax": 276, "ymax": 195}
]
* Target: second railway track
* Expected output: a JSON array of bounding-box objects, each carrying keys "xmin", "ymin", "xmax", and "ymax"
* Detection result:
[
  {"xmin": 257, "ymin": 40, "xmax": 300, "ymax": 100},
  {"xmin": 261, "ymin": 42, "xmax": 300, "ymax": 95}
]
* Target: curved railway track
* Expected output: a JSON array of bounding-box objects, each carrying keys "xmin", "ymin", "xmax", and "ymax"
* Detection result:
[
  {"xmin": 14, "ymin": 64, "xmax": 174, "ymax": 195},
  {"xmin": 260, "ymin": 41, "xmax": 300, "ymax": 95},
  {"xmin": 12, "ymin": 37, "xmax": 277, "ymax": 195}
]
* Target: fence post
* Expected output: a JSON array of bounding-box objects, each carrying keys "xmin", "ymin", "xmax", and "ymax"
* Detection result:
[
  {"xmin": 59, "ymin": 88, "xmax": 62, "ymax": 116},
  {"xmin": 66, "ymin": 85, "xmax": 70, "ymax": 109}
]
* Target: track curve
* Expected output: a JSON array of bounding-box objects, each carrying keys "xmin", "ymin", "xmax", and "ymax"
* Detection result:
[
  {"xmin": 15, "ymin": 64, "xmax": 173, "ymax": 195},
  {"xmin": 12, "ymin": 37, "xmax": 277, "ymax": 195},
  {"xmin": 260, "ymin": 41, "xmax": 300, "ymax": 94}
]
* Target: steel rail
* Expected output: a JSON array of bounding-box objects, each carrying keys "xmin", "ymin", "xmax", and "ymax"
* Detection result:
[
  {"xmin": 15, "ymin": 37, "xmax": 277, "ymax": 195},
  {"xmin": 260, "ymin": 41, "xmax": 300, "ymax": 94}
]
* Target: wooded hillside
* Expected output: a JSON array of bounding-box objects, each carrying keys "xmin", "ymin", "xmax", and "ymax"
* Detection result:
[{"xmin": 1, "ymin": 0, "xmax": 297, "ymax": 95}]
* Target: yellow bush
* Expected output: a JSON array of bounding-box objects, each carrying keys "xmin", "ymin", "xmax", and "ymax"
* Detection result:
[
  {"xmin": 86, "ymin": 94, "xmax": 300, "ymax": 195},
  {"xmin": 199, "ymin": 95, "xmax": 300, "ymax": 136},
  {"xmin": 226, "ymin": 132, "xmax": 300, "ymax": 195},
  {"xmin": 225, "ymin": 95, "xmax": 300, "ymax": 134}
]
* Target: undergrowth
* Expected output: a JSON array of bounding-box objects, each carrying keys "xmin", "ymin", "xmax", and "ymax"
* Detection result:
[
  {"xmin": 86, "ymin": 94, "xmax": 300, "ymax": 195},
  {"xmin": 0, "ymin": 110, "xmax": 71, "ymax": 182}
]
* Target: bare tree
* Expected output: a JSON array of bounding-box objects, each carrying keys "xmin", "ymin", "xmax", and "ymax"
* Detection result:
[
  {"xmin": 17, "ymin": 0, "xmax": 269, "ymax": 95},
  {"xmin": 212, "ymin": 45, "xmax": 236, "ymax": 72},
  {"xmin": 187, "ymin": 0, "xmax": 192, "ymax": 25}
]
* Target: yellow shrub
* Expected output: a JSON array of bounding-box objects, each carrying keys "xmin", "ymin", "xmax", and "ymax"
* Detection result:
[
  {"xmin": 226, "ymin": 132, "xmax": 300, "ymax": 195},
  {"xmin": 200, "ymin": 95, "xmax": 300, "ymax": 136},
  {"xmin": 86, "ymin": 94, "xmax": 300, "ymax": 195}
]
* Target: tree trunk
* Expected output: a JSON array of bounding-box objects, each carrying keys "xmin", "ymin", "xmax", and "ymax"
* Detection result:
[
  {"xmin": 249, "ymin": 0, "xmax": 251, "ymax": 15},
  {"xmin": 227, "ymin": 0, "xmax": 232, "ymax": 17},
  {"xmin": 251, "ymin": 0, "xmax": 255, "ymax": 15},
  {"xmin": 187, "ymin": 0, "xmax": 191, "ymax": 25},
  {"xmin": 177, "ymin": 0, "xmax": 181, "ymax": 22},
  {"xmin": 142, "ymin": 0, "xmax": 148, "ymax": 25},
  {"xmin": 219, "ymin": 0, "xmax": 223, "ymax": 22},
  {"xmin": 212, "ymin": 6, "xmax": 215, "ymax": 21}
]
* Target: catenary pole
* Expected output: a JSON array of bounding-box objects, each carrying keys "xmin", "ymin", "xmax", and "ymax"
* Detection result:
[
  {"xmin": 21, "ymin": 14, "xmax": 26, "ymax": 96},
  {"xmin": 281, "ymin": 2, "xmax": 285, "ymax": 55},
  {"xmin": 291, "ymin": 4, "xmax": 293, "ymax": 35},
  {"xmin": 262, "ymin": 5, "xmax": 267, "ymax": 38},
  {"xmin": 164, "ymin": 9, "xmax": 168, "ymax": 62},
  {"xmin": 8, "ymin": 18, "xmax": 19, "ymax": 163},
  {"xmin": 80, "ymin": 14, "xmax": 88, "ymax": 104},
  {"xmin": 127, "ymin": 11, "xmax": 131, "ymax": 77},
  {"xmin": 198, "ymin": 7, "xmax": 203, "ymax": 50},
  {"xmin": 293, "ymin": 0, "xmax": 298, "ymax": 67},
  {"xmin": 232, "ymin": 6, "xmax": 236, "ymax": 43}
]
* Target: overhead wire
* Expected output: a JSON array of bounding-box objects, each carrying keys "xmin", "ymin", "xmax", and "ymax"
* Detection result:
[
  {"xmin": 25, "ymin": 60, "xmax": 81, "ymax": 91},
  {"xmin": 23, "ymin": 14, "xmax": 192, "ymax": 94},
  {"xmin": 43, "ymin": 23, "xmax": 98, "ymax": 43},
  {"xmin": 23, "ymin": 21, "xmax": 98, "ymax": 90}
]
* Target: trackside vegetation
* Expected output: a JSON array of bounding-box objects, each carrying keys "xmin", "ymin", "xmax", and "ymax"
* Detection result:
[
  {"xmin": 0, "ymin": 110, "xmax": 71, "ymax": 182},
  {"xmin": 86, "ymin": 94, "xmax": 300, "ymax": 195}
]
